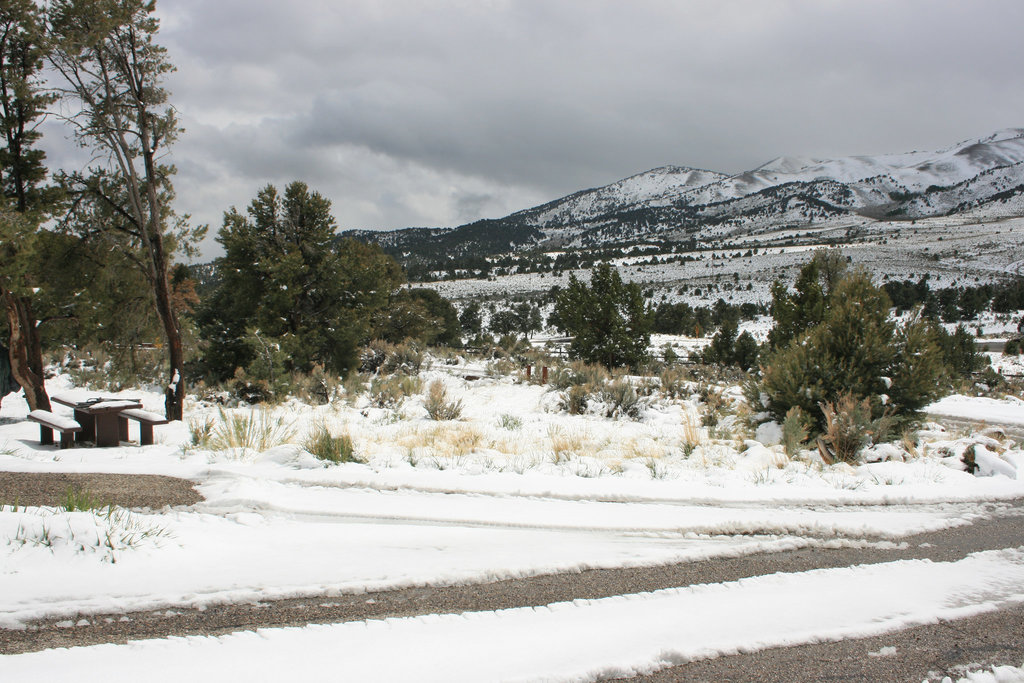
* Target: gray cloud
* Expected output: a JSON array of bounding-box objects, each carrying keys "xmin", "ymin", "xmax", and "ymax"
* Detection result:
[{"xmin": 43, "ymin": 0, "xmax": 1024, "ymax": 256}]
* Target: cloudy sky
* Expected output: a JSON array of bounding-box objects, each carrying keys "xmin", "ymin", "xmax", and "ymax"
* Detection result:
[{"xmin": 45, "ymin": 0, "xmax": 1024, "ymax": 254}]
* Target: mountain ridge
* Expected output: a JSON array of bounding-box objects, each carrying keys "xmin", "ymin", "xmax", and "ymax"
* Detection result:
[{"xmin": 342, "ymin": 128, "xmax": 1024, "ymax": 263}]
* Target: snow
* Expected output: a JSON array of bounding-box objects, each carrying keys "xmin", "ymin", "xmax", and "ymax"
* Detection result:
[
  {"xmin": 27, "ymin": 410, "xmax": 80, "ymax": 431},
  {"xmin": 2, "ymin": 549, "xmax": 1023, "ymax": 682},
  {"xmin": 2, "ymin": 374, "xmax": 1024, "ymax": 678},
  {"xmin": 927, "ymin": 394, "xmax": 1024, "ymax": 427},
  {"xmin": 950, "ymin": 663, "xmax": 1024, "ymax": 683}
]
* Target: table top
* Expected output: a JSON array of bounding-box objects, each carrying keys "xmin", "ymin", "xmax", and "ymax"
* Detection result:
[{"xmin": 51, "ymin": 395, "xmax": 143, "ymax": 413}]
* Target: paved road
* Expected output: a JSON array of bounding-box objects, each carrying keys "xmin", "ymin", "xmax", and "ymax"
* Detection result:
[{"xmin": 3, "ymin": 501, "xmax": 1022, "ymax": 682}]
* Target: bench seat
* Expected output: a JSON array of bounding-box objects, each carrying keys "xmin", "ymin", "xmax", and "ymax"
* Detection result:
[
  {"xmin": 28, "ymin": 410, "xmax": 82, "ymax": 449},
  {"xmin": 118, "ymin": 409, "xmax": 168, "ymax": 445}
]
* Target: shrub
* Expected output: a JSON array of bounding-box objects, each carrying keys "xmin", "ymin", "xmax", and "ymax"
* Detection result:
[
  {"xmin": 659, "ymin": 366, "xmax": 690, "ymax": 400},
  {"xmin": 423, "ymin": 379, "xmax": 463, "ymax": 420},
  {"xmin": 497, "ymin": 414, "xmax": 522, "ymax": 430},
  {"xmin": 559, "ymin": 384, "xmax": 589, "ymax": 415},
  {"xmin": 342, "ymin": 372, "xmax": 367, "ymax": 405},
  {"xmin": 304, "ymin": 424, "xmax": 356, "ymax": 463},
  {"xmin": 369, "ymin": 374, "xmax": 420, "ymax": 409},
  {"xmin": 290, "ymin": 364, "xmax": 337, "ymax": 405},
  {"xmin": 551, "ymin": 360, "xmax": 609, "ymax": 390},
  {"xmin": 485, "ymin": 357, "xmax": 517, "ymax": 377},
  {"xmin": 700, "ymin": 386, "xmax": 724, "ymax": 427},
  {"xmin": 230, "ymin": 368, "xmax": 274, "ymax": 404},
  {"xmin": 381, "ymin": 342, "xmax": 425, "ymax": 375},
  {"xmin": 596, "ymin": 378, "xmax": 641, "ymax": 419},
  {"xmin": 359, "ymin": 340, "xmax": 390, "ymax": 373}
]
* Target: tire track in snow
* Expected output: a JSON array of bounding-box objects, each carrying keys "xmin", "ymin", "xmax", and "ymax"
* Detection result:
[{"xmin": 2, "ymin": 505, "xmax": 1021, "ymax": 657}]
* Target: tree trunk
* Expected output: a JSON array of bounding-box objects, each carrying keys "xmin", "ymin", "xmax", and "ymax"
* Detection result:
[
  {"xmin": 1, "ymin": 288, "xmax": 50, "ymax": 412},
  {"xmin": 152, "ymin": 254, "xmax": 184, "ymax": 421},
  {"xmin": 140, "ymin": 122, "xmax": 185, "ymax": 422}
]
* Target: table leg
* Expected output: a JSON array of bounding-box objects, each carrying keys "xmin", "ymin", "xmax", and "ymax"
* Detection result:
[
  {"xmin": 94, "ymin": 413, "xmax": 121, "ymax": 447},
  {"xmin": 75, "ymin": 409, "xmax": 95, "ymax": 442}
]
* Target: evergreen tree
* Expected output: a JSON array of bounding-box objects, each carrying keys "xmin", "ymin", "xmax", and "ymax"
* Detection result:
[
  {"xmin": 934, "ymin": 323, "xmax": 985, "ymax": 377},
  {"xmin": 199, "ymin": 182, "xmax": 404, "ymax": 379},
  {"xmin": 49, "ymin": 0, "xmax": 198, "ymax": 419},
  {"xmin": 766, "ymin": 260, "xmax": 825, "ymax": 350},
  {"xmin": 760, "ymin": 269, "xmax": 947, "ymax": 430},
  {"xmin": 459, "ymin": 301, "xmax": 483, "ymax": 338},
  {"xmin": 375, "ymin": 287, "xmax": 460, "ymax": 346},
  {"xmin": 554, "ymin": 263, "xmax": 651, "ymax": 368},
  {"xmin": 0, "ymin": 0, "xmax": 60, "ymax": 411}
]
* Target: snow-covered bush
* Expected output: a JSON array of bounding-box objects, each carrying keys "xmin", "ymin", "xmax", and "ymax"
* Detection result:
[
  {"xmin": 595, "ymin": 378, "xmax": 642, "ymax": 419},
  {"xmin": 369, "ymin": 374, "xmax": 420, "ymax": 409},
  {"xmin": 550, "ymin": 360, "xmax": 609, "ymax": 391},
  {"xmin": 559, "ymin": 384, "xmax": 589, "ymax": 415}
]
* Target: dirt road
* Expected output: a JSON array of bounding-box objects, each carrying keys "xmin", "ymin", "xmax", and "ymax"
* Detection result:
[{"xmin": 2, "ymin": 473, "xmax": 1021, "ymax": 681}]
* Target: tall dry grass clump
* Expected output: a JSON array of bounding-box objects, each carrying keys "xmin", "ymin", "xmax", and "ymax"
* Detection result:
[
  {"xmin": 424, "ymin": 379, "xmax": 463, "ymax": 420},
  {"xmin": 819, "ymin": 393, "xmax": 873, "ymax": 463},
  {"xmin": 210, "ymin": 407, "xmax": 296, "ymax": 452}
]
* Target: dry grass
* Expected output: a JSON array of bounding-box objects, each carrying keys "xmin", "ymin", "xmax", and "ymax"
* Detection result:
[
  {"xmin": 548, "ymin": 425, "xmax": 586, "ymax": 463},
  {"xmin": 681, "ymin": 411, "xmax": 703, "ymax": 455},
  {"xmin": 623, "ymin": 437, "xmax": 666, "ymax": 461},
  {"xmin": 209, "ymin": 407, "xmax": 296, "ymax": 453},
  {"xmin": 423, "ymin": 379, "xmax": 463, "ymax": 421},
  {"xmin": 388, "ymin": 423, "xmax": 485, "ymax": 460}
]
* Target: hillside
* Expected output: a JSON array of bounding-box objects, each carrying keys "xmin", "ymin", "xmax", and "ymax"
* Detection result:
[{"xmin": 342, "ymin": 128, "xmax": 1024, "ymax": 266}]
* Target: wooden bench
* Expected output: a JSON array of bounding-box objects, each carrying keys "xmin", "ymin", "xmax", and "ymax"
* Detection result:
[
  {"xmin": 118, "ymin": 408, "xmax": 168, "ymax": 445},
  {"xmin": 28, "ymin": 410, "xmax": 82, "ymax": 449}
]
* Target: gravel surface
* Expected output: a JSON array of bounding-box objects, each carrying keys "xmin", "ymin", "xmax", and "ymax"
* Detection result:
[
  {"xmin": 624, "ymin": 604, "xmax": 1024, "ymax": 682},
  {"xmin": 0, "ymin": 472, "xmax": 202, "ymax": 510}
]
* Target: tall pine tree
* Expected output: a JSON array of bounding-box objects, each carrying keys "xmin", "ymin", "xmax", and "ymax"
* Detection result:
[{"xmin": 48, "ymin": 0, "xmax": 198, "ymax": 419}]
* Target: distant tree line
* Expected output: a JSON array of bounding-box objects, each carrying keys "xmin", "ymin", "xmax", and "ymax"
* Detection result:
[{"xmin": 883, "ymin": 277, "xmax": 1024, "ymax": 322}]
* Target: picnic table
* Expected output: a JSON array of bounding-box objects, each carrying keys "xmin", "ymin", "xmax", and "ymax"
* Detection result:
[{"xmin": 51, "ymin": 395, "xmax": 144, "ymax": 447}]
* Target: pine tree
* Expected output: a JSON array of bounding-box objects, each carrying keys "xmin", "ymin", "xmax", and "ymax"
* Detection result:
[
  {"xmin": 760, "ymin": 268, "xmax": 947, "ymax": 431},
  {"xmin": 0, "ymin": 0, "xmax": 60, "ymax": 411},
  {"xmin": 49, "ymin": 0, "xmax": 198, "ymax": 419},
  {"xmin": 554, "ymin": 263, "xmax": 651, "ymax": 368},
  {"xmin": 199, "ymin": 182, "xmax": 405, "ymax": 379}
]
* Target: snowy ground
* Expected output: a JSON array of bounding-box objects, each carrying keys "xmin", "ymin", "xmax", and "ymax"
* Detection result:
[{"xmin": 1, "ymin": 366, "xmax": 1023, "ymax": 680}]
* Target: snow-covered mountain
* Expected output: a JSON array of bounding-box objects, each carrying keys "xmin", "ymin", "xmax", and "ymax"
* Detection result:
[
  {"xmin": 518, "ymin": 127, "xmax": 1024, "ymax": 247},
  {"xmin": 347, "ymin": 128, "xmax": 1024, "ymax": 255}
]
